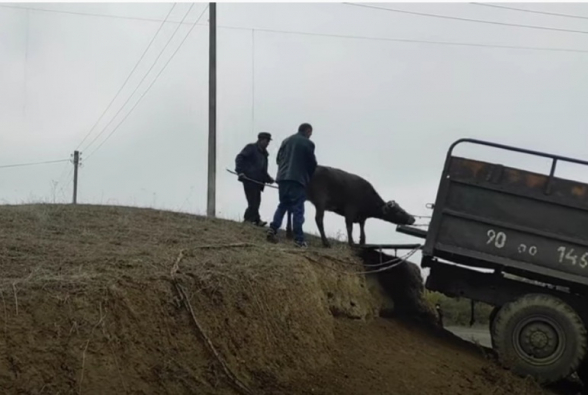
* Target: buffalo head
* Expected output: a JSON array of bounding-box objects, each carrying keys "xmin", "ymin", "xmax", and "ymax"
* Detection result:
[{"xmin": 381, "ymin": 200, "xmax": 416, "ymax": 225}]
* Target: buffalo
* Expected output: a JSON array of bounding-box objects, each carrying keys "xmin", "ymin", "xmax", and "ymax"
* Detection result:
[{"xmin": 285, "ymin": 165, "xmax": 415, "ymax": 247}]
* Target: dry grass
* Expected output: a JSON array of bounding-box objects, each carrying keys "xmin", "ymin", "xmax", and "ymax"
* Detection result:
[
  {"xmin": 0, "ymin": 204, "xmax": 555, "ymax": 395},
  {"xmin": 0, "ymin": 204, "xmax": 381, "ymax": 394}
]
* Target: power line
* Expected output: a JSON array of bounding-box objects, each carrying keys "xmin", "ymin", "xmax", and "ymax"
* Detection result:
[
  {"xmin": 57, "ymin": 167, "xmax": 74, "ymax": 201},
  {"xmin": 75, "ymin": 3, "xmax": 177, "ymax": 151},
  {"xmin": 233, "ymin": 25, "xmax": 588, "ymax": 55},
  {"xmin": 344, "ymin": 2, "xmax": 588, "ymax": 36},
  {"xmin": 0, "ymin": 159, "xmax": 69, "ymax": 169},
  {"xmin": 9, "ymin": 2, "xmax": 588, "ymax": 27},
  {"xmin": 470, "ymin": 3, "xmax": 588, "ymax": 21},
  {"xmin": 0, "ymin": 4, "xmax": 193, "ymax": 24},
  {"xmin": 82, "ymin": 3, "xmax": 196, "ymax": 154},
  {"xmin": 5, "ymin": 3, "xmax": 588, "ymax": 54},
  {"xmin": 85, "ymin": 5, "xmax": 210, "ymax": 161},
  {"xmin": 56, "ymin": 155, "xmax": 73, "ymax": 180}
]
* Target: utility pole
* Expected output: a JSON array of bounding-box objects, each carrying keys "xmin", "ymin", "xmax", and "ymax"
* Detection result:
[
  {"xmin": 72, "ymin": 150, "xmax": 80, "ymax": 205},
  {"xmin": 207, "ymin": 2, "xmax": 217, "ymax": 217}
]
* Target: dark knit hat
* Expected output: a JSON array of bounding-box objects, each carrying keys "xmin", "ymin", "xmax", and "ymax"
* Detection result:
[{"xmin": 258, "ymin": 132, "xmax": 272, "ymax": 140}]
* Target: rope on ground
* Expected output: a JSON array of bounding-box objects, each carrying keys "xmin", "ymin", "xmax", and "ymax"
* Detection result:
[
  {"xmin": 192, "ymin": 242, "xmax": 255, "ymax": 250},
  {"xmin": 304, "ymin": 247, "xmax": 418, "ymax": 269},
  {"xmin": 286, "ymin": 246, "xmax": 419, "ymax": 276},
  {"xmin": 181, "ymin": 240, "xmax": 418, "ymax": 276},
  {"xmin": 169, "ymin": 251, "xmax": 254, "ymax": 395},
  {"xmin": 354, "ymin": 248, "xmax": 419, "ymax": 274},
  {"xmin": 365, "ymin": 245, "xmax": 422, "ymax": 268}
]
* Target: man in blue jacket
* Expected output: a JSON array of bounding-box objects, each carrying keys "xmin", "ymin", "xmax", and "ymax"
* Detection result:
[
  {"xmin": 267, "ymin": 123, "xmax": 317, "ymax": 247},
  {"xmin": 235, "ymin": 132, "xmax": 274, "ymax": 226}
]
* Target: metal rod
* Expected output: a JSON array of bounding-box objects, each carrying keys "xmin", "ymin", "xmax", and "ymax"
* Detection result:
[
  {"xmin": 448, "ymin": 138, "xmax": 588, "ymax": 167},
  {"xmin": 545, "ymin": 158, "xmax": 558, "ymax": 195}
]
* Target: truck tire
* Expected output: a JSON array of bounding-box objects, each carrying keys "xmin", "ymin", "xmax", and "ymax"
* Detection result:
[{"xmin": 492, "ymin": 293, "xmax": 587, "ymax": 384}]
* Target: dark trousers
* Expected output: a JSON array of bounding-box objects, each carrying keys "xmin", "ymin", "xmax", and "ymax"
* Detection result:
[
  {"xmin": 243, "ymin": 181, "xmax": 262, "ymax": 223},
  {"xmin": 270, "ymin": 181, "xmax": 306, "ymax": 242}
]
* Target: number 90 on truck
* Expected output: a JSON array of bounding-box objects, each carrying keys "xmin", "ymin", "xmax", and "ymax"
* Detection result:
[{"xmin": 398, "ymin": 138, "xmax": 588, "ymax": 385}]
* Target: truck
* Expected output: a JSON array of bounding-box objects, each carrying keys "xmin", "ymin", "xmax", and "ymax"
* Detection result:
[{"xmin": 396, "ymin": 138, "xmax": 588, "ymax": 385}]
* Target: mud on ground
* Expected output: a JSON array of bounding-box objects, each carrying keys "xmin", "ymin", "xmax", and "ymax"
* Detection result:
[{"xmin": 0, "ymin": 204, "xmax": 551, "ymax": 394}]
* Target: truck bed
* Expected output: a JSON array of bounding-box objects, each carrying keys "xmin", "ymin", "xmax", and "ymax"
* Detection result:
[{"xmin": 423, "ymin": 140, "xmax": 588, "ymax": 288}]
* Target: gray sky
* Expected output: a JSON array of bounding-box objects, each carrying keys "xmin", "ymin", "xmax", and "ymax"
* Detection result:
[{"xmin": 2, "ymin": 2, "xmax": 588, "ymax": 272}]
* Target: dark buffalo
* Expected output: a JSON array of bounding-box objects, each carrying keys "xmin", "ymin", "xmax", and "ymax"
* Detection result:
[{"xmin": 285, "ymin": 165, "xmax": 415, "ymax": 247}]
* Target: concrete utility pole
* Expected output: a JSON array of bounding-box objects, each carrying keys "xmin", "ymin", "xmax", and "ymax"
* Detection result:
[
  {"xmin": 72, "ymin": 150, "xmax": 80, "ymax": 204},
  {"xmin": 207, "ymin": 2, "xmax": 217, "ymax": 217}
]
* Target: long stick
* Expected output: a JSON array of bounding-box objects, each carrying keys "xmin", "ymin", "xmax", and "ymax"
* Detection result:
[{"xmin": 225, "ymin": 168, "xmax": 278, "ymax": 189}]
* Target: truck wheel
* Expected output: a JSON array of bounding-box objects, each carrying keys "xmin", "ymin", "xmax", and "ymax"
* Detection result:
[{"xmin": 492, "ymin": 293, "xmax": 587, "ymax": 384}]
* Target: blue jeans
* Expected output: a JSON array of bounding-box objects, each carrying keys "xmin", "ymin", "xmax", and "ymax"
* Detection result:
[{"xmin": 270, "ymin": 181, "xmax": 306, "ymax": 242}]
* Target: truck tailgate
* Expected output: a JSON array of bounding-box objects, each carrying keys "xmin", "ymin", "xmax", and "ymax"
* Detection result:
[{"xmin": 425, "ymin": 155, "xmax": 588, "ymax": 286}]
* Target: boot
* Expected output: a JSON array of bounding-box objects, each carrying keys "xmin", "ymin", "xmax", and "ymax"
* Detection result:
[
  {"xmin": 294, "ymin": 240, "xmax": 308, "ymax": 248},
  {"xmin": 266, "ymin": 228, "xmax": 278, "ymax": 244}
]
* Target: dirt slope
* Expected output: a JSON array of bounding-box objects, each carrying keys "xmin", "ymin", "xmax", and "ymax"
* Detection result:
[{"xmin": 0, "ymin": 204, "xmax": 549, "ymax": 394}]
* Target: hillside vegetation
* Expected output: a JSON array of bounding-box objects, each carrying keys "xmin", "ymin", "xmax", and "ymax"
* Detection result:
[{"xmin": 0, "ymin": 204, "xmax": 550, "ymax": 394}]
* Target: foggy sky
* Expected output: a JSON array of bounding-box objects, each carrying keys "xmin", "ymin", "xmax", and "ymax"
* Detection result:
[{"xmin": 2, "ymin": 2, "xmax": 588, "ymax": 274}]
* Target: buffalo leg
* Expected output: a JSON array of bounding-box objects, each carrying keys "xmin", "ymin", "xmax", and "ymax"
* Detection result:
[
  {"xmin": 315, "ymin": 208, "xmax": 330, "ymax": 248},
  {"xmin": 359, "ymin": 219, "xmax": 366, "ymax": 245},
  {"xmin": 345, "ymin": 217, "xmax": 354, "ymax": 246}
]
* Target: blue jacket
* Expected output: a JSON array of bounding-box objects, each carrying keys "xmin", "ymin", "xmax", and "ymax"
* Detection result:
[
  {"xmin": 275, "ymin": 132, "xmax": 317, "ymax": 187},
  {"xmin": 235, "ymin": 143, "xmax": 272, "ymax": 190}
]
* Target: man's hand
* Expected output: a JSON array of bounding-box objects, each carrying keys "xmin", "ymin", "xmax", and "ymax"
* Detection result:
[
  {"xmin": 238, "ymin": 173, "xmax": 246, "ymax": 182},
  {"xmin": 267, "ymin": 177, "xmax": 275, "ymax": 184}
]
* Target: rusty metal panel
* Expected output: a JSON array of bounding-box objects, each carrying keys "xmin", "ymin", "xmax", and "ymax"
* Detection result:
[
  {"xmin": 428, "ymin": 154, "xmax": 588, "ymax": 287},
  {"xmin": 449, "ymin": 157, "xmax": 588, "ymax": 209}
]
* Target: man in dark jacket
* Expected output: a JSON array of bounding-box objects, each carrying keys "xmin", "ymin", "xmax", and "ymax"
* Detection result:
[
  {"xmin": 235, "ymin": 132, "xmax": 274, "ymax": 226},
  {"xmin": 267, "ymin": 123, "xmax": 317, "ymax": 247}
]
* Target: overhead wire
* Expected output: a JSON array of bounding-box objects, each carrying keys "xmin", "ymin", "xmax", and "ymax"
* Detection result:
[
  {"xmin": 81, "ymin": 2, "xmax": 196, "ymax": 155},
  {"xmin": 3, "ymin": 3, "xmax": 588, "ymax": 54},
  {"xmin": 0, "ymin": 159, "xmax": 70, "ymax": 169},
  {"xmin": 57, "ymin": 168, "xmax": 74, "ymax": 202},
  {"xmin": 0, "ymin": 4, "xmax": 191, "ymax": 24},
  {"xmin": 343, "ymin": 2, "xmax": 588, "ymax": 36},
  {"xmin": 9, "ymin": 2, "xmax": 588, "ymax": 31},
  {"xmin": 74, "ymin": 3, "xmax": 177, "ymax": 151},
  {"xmin": 470, "ymin": 3, "xmax": 588, "ymax": 21},
  {"xmin": 85, "ymin": 4, "xmax": 210, "ymax": 160},
  {"xmin": 55, "ymin": 155, "xmax": 73, "ymax": 182},
  {"xmin": 240, "ymin": 25, "xmax": 588, "ymax": 54},
  {"xmin": 55, "ymin": 158, "xmax": 73, "ymax": 193}
]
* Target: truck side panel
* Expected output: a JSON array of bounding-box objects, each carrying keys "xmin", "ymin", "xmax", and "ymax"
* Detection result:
[{"xmin": 426, "ymin": 156, "xmax": 588, "ymax": 286}]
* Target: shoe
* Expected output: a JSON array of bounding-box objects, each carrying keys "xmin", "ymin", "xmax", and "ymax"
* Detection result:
[
  {"xmin": 256, "ymin": 220, "xmax": 267, "ymax": 227},
  {"xmin": 294, "ymin": 240, "xmax": 308, "ymax": 248},
  {"xmin": 266, "ymin": 229, "xmax": 278, "ymax": 244}
]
